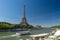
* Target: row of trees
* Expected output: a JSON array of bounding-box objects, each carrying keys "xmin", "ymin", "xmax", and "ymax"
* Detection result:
[
  {"xmin": 1, "ymin": 22, "xmax": 60, "ymax": 29},
  {"xmin": 51, "ymin": 25, "xmax": 60, "ymax": 28},
  {"xmin": 0, "ymin": 22, "xmax": 33, "ymax": 29}
]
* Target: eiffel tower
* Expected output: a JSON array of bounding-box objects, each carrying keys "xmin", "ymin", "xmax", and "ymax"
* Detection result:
[{"xmin": 20, "ymin": 0, "xmax": 28, "ymax": 25}]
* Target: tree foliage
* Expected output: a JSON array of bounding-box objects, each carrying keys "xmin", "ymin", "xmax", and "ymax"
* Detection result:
[
  {"xmin": 51, "ymin": 25, "xmax": 60, "ymax": 28},
  {"xmin": 0, "ymin": 22, "xmax": 33, "ymax": 29}
]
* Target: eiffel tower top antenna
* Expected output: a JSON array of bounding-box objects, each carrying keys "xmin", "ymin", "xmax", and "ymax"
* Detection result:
[{"xmin": 23, "ymin": 0, "xmax": 26, "ymax": 18}]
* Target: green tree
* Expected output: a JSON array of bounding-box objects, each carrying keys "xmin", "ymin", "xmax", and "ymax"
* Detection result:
[{"xmin": 51, "ymin": 25, "xmax": 60, "ymax": 28}]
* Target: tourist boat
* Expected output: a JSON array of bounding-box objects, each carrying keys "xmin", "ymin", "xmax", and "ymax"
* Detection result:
[{"xmin": 16, "ymin": 31, "xmax": 30, "ymax": 36}]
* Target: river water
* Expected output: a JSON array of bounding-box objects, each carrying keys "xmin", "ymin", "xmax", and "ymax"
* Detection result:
[{"xmin": 0, "ymin": 28, "xmax": 53, "ymax": 40}]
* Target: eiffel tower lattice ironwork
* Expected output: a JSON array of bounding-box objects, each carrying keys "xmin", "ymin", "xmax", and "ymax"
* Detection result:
[{"xmin": 20, "ymin": 0, "xmax": 28, "ymax": 25}]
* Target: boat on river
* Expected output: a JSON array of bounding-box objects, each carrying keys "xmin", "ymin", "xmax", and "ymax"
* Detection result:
[{"xmin": 16, "ymin": 31, "xmax": 30, "ymax": 35}]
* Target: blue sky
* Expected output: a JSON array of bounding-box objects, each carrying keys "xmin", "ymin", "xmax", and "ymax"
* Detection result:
[{"xmin": 0, "ymin": 0, "xmax": 60, "ymax": 27}]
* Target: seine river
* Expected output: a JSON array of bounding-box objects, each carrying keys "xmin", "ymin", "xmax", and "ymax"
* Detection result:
[{"xmin": 0, "ymin": 28, "xmax": 53, "ymax": 40}]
